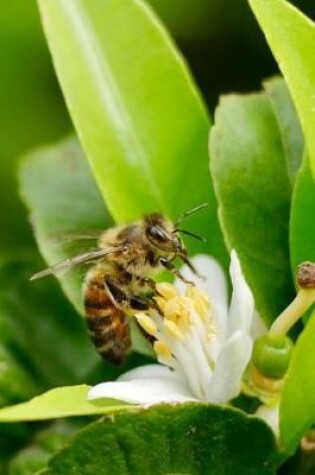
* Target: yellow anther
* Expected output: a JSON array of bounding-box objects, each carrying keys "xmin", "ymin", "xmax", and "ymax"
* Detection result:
[
  {"xmin": 154, "ymin": 296, "xmax": 167, "ymax": 315},
  {"xmin": 164, "ymin": 296, "xmax": 191, "ymax": 327},
  {"xmin": 156, "ymin": 282, "xmax": 178, "ymax": 300},
  {"xmin": 164, "ymin": 319, "xmax": 184, "ymax": 341},
  {"xmin": 194, "ymin": 299, "xmax": 209, "ymax": 322},
  {"xmin": 154, "ymin": 340, "xmax": 172, "ymax": 360},
  {"xmin": 186, "ymin": 285, "xmax": 209, "ymax": 306},
  {"xmin": 135, "ymin": 313, "xmax": 157, "ymax": 337},
  {"xmin": 185, "ymin": 286, "xmax": 210, "ymax": 322}
]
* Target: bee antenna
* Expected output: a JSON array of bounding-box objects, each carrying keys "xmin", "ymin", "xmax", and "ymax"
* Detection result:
[
  {"xmin": 174, "ymin": 228, "xmax": 207, "ymax": 243},
  {"xmin": 174, "ymin": 203, "xmax": 208, "ymax": 227}
]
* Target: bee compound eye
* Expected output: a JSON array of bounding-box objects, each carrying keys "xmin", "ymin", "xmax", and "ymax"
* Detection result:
[{"xmin": 148, "ymin": 226, "xmax": 168, "ymax": 243}]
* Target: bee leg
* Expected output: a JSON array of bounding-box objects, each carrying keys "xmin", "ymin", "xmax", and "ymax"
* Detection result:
[
  {"xmin": 129, "ymin": 293, "xmax": 163, "ymax": 315},
  {"xmin": 178, "ymin": 252, "xmax": 206, "ymax": 281},
  {"xmin": 103, "ymin": 277, "xmax": 129, "ymax": 310},
  {"xmin": 129, "ymin": 295, "xmax": 151, "ymax": 311},
  {"xmin": 139, "ymin": 276, "xmax": 157, "ymax": 291},
  {"xmin": 159, "ymin": 257, "xmax": 195, "ymax": 286}
]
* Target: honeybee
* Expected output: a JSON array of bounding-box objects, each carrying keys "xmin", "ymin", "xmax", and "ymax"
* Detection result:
[{"xmin": 31, "ymin": 204, "xmax": 207, "ymax": 365}]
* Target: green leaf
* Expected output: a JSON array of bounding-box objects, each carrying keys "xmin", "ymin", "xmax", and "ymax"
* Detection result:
[
  {"xmin": 290, "ymin": 155, "xmax": 315, "ymax": 273},
  {"xmin": 0, "ymin": 343, "xmax": 38, "ymax": 408},
  {"xmin": 210, "ymin": 93, "xmax": 295, "ymax": 324},
  {"xmin": 0, "ymin": 386, "xmax": 130, "ymax": 422},
  {"xmin": 0, "ymin": 422, "xmax": 38, "ymax": 472},
  {"xmin": 0, "ymin": 0, "xmax": 70, "ymax": 253},
  {"xmin": 9, "ymin": 447, "xmax": 51, "ymax": 475},
  {"xmin": 19, "ymin": 136, "xmax": 113, "ymax": 316},
  {"xmin": 40, "ymin": 404, "xmax": 277, "ymax": 475},
  {"xmin": 280, "ymin": 311, "xmax": 315, "ymax": 454},
  {"xmin": 249, "ymin": 0, "xmax": 315, "ymax": 179},
  {"xmin": 37, "ymin": 0, "xmax": 227, "ymax": 264},
  {"xmin": 0, "ymin": 256, "xmax": 100, "ymax": 389},
  {"xmin": 263, "ymin": 76, "xmax": 304, "ymax": 185},
  {"xmin": 7, "ymin": 420, "xmax": 85, "ymax": 475}
]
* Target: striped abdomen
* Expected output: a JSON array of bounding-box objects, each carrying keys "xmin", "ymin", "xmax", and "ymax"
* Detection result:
[{"xmin": 84, "ymin": 269, "xmax": 131, "ymax": 365}]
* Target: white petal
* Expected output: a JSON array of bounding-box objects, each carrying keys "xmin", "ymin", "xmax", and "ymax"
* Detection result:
[
  {"xmin": 87, "ymin": 376, "xmax": 197, "ymax": 405},
  {"xmin": 118, "ymin": 364, "xmax": 183, "ymax": 383},
  {"xmin": 175, "ymin": 254, "xmax": 228, "ymax": 335},
  {"xmin": 207, "ymin": 330, "xmax": 252, "ymax": 404},
  {"xmin": 228, "ymin": 250, "xmax": 254, "ymax": 334},
  {"xmin": 175, "ymin": 254, "xmax": 228, "ymax": 308},
  {"xmin": 255, "ymin": 404, "xmax": 279, "ymax": 437}
]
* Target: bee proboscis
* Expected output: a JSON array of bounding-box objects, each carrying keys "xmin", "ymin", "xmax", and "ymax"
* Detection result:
[{"xmin": 31, "ymin": 204, "xmax": 207, "ymax": 365}]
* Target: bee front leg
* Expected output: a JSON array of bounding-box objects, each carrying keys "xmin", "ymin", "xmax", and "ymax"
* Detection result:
[
  {"xmin": 159, "ymin": 257, "xmax": 195, "ymax": 286},
  {"xmin": 178, "ymin": 250, "xmax": 205, "ymax": 280}
]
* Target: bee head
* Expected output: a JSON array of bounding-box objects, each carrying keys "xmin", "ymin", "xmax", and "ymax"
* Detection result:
[{"xmin": 145, "ymin": 213, "xmax": 183, "ymax": 254}]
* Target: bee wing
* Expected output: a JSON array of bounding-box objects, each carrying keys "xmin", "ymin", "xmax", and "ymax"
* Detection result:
[
  {"xmin": 30, "ymin": 248, "xmax": 116, "ymax": 281},
  {"xmin": 45, "ymin": 230, "xmax": 105, "ymax": 245}
]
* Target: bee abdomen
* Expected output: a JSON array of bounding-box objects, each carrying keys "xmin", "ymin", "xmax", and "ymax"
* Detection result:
[{"xmin": 84, "ymin": 274, "xmax": 131, "ymax": 365}]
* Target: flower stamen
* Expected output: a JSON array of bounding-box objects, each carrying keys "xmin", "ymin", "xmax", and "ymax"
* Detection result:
[
  {"xmin": 134, "ymin": 282, "xmax": 220, "ymax": 400},
  {"xmin": 163, "ymin": 296, "xmax": 191, "ymax": 326},
  {"xmin": 154, "ymin": 340, "xmax": 173, "ymax": 360},
  {"xmin": 87, "ymin": 252, "xmax": 259, "ymax": 414},
  {"xmin": 163, "ymin": 319, "xmax": 185, "ymax": 341},
  {"xmin": 156, "ymin": 282, "xmax": 178, "ymax": 300},
  {"xmin": 135, "ymin": 312, "xmax": 158, "ymax": 337}
]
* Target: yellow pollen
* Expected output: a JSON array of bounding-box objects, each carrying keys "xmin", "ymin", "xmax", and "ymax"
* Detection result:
[
  {"xmin": 135, "ymin": 313, "xmax": 157, "ymax": 337},
  {"xmin": 156, "ymin": 282, "xmax": 178, "ymax": 300},
  {"xmin": 187, "ymin": 286, "xmax": 209, "ymax": 305},
  {"xmin": 163, "ymin": 319, "xmax": 184, "ymax": 341},
  {"xmin": 164, "ymin": 296, "xmax": 191, "ymax": 328},
  {"xmin": 194, "ymin": 299, "xmax": 209, "ymax": 322},
  {"xmin": 154, "ymin": 340, "xmax": 172, "ymax": 360},
  {"xmin": 185, "ymin": 285, "xmax": 208, "ymax": 304},
  {"xmin": 154, "ymin": 296, "xmax": 167, "ymax": 315},
  {"xmin": 186, "ymin": 286, "xmax": 210, "ymax": 322}
]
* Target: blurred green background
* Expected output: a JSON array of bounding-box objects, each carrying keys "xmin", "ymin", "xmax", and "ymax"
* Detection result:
[
  {"xmin": 0, "ymin": 1, "xmax": 314, "ymax": 472},
  {"xmin": 0, "ymin": 0, "xmax": 314, "ymax": 254}
]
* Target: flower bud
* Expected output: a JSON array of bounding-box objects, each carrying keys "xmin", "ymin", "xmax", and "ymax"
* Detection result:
[
  {"xmin": 297, "ymin": 261, "xmax": 315, "ymax": 289},
  {"xmin": 252, "ymin": 334, "xmax": 293, "ymax": 379}
]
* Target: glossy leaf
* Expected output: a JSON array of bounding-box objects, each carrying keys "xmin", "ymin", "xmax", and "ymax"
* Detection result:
[
  {"xmin": 19, "ymin": 136, "xmax": 113, "ymax": 315},
  {"xmin": 41, "ymin": 404, "xmax": 277, "ymax": 475},
  {"xmin": 263, "ymin": 76, "xmax": 303, "ymax": 185},
  {"xmin": 280, "ymin": 311, "xmax": 315, "ymax": 454},
  {"xmin": 249, "ymin": 0, "xmax": 315, "ymax": 179},
  {"xmin": 0, "ymin": 386, "xmax": 130, "ymax": 422},
  {"xmin": 0, "ymin": 0, "xmax": 70, "ymax": 252},
  {"xmin": 290, "ymin": 155, "xmax": 315, "ymax": 273},
  {"xmin": 210, "ymin": 93, "xmax": 295, "ymax": 324},
  {"xmin": 37, "ymin": 0, "xmax": 227, "ymax": 264}
]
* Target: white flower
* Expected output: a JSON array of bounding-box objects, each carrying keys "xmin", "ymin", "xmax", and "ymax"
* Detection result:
[{"xmin": 88, "ymin": 251, "xmax": 263, "ymax": 406}]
